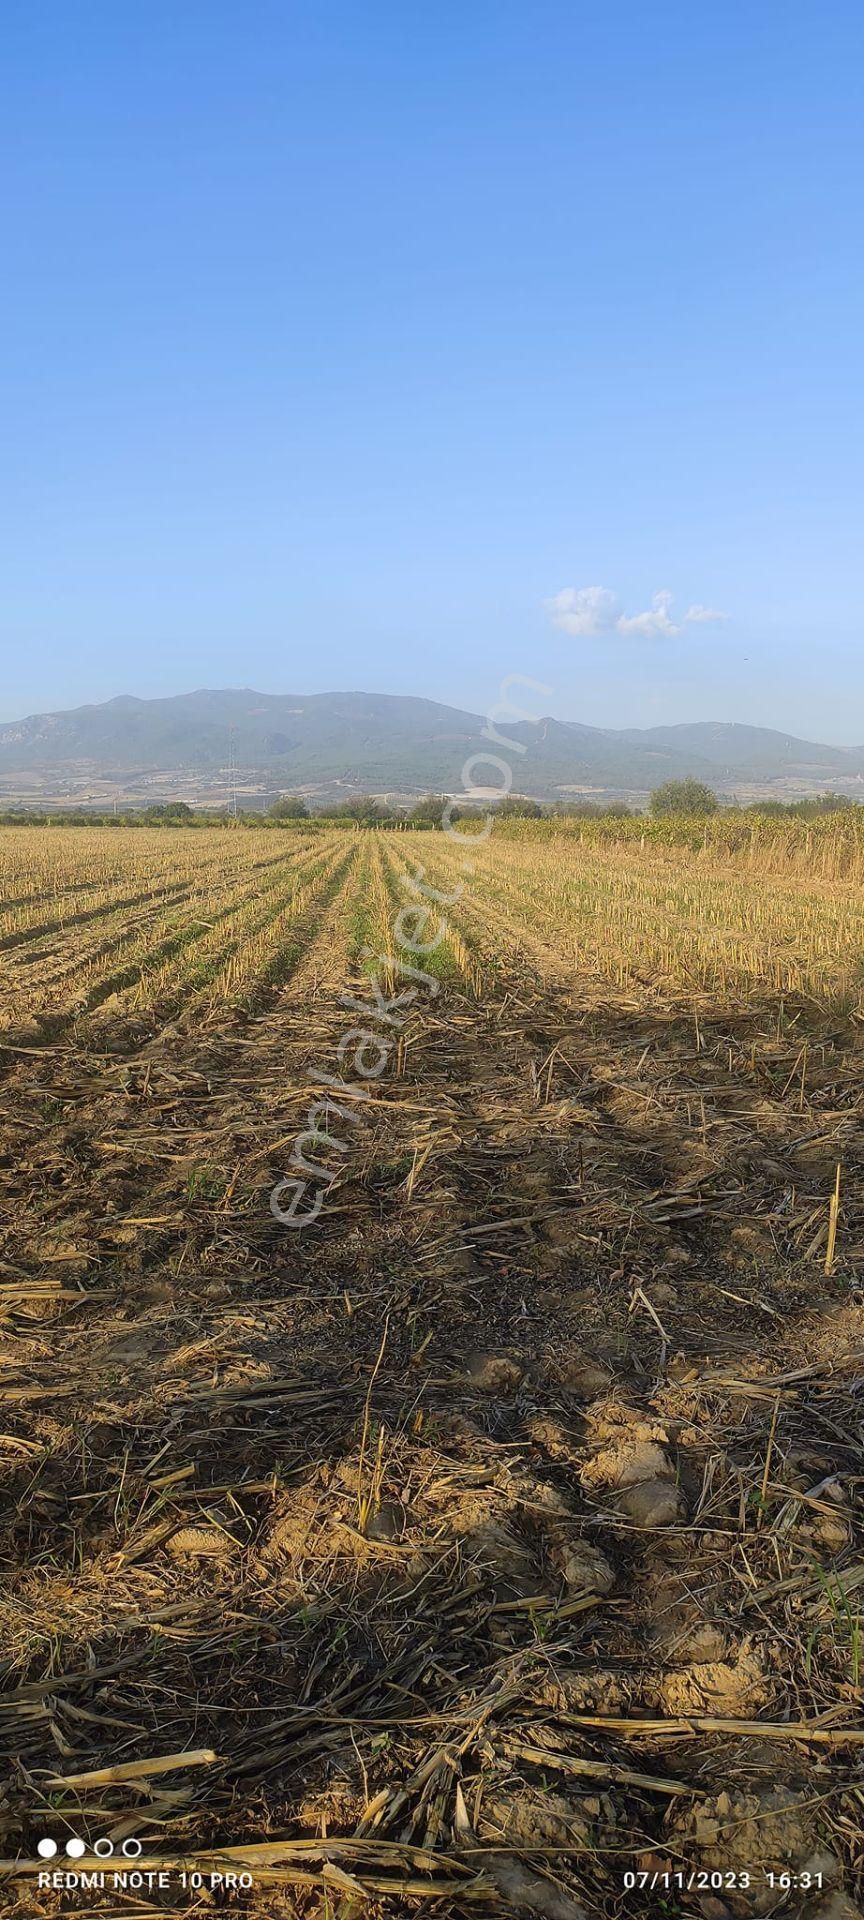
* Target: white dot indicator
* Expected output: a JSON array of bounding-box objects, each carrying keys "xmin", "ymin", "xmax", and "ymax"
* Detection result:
[
  {"xmin": 37, "ymin": 1839, "xmax": 57, "ymax": 1859},
  {"xmin": 66, "ymin": 1837, "xmax": 86, "ymax": 1858},
  {"xmin": 94, "ymin": 1837, "xmax": 114, "ymax": 1858},
  {"xmin": 122, "ymin": 1837, "xmax": 143, "ymax": 1858}
]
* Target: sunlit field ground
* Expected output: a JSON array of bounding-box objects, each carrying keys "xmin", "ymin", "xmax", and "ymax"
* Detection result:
[{"xmin": 2, "ymin": 823, "xmax": 863, "ymax": 1917}]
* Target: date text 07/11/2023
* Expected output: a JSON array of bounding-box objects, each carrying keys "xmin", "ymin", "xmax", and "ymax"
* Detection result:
[{"xmin": 623, "ymin": 1870, "xmax": 825, "ymax": 1894}]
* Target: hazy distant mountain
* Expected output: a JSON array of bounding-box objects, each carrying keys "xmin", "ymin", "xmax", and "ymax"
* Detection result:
[
  {"xmin": 0, "ymin": 688, "xmax": 861, "ymax": 801},
  {"xmin": 619, "ymin": 720, "xmax": 857, "ymax": 778},
  {"xmin": 0, "ymin": 690, "xmax": 483, "ymax": 783}
]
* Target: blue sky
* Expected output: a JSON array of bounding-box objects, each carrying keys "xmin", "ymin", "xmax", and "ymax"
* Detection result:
[{"xmin": 2, "ymin": 2, "xmax": 863, "ymax": 740}]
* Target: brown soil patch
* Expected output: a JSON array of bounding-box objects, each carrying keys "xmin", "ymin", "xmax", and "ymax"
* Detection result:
[{"xmin": 1, "ymin": 853, "xmax": 863, "ymax": 1916}]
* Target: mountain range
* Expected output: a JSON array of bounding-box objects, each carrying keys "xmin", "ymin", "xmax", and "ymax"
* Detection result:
[{"xmin": 1, "ymin": 689, "xmax": 862, "ymax": 805}]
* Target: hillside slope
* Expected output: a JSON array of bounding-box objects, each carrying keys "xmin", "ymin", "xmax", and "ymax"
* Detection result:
[{"xmin": 0, "ymin": 688, "xmax": 860, "ymax": 798}]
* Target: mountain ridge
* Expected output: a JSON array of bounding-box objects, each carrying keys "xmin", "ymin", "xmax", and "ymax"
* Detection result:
[{"xmin": 1, "ymin": 688, "xmax": 861, "ymax": 802}]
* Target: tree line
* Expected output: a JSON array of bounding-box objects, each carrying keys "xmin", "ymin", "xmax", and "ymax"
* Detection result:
[{"xmin": 1, "ymin": 783, "xmax": 861, "ymax": 828}]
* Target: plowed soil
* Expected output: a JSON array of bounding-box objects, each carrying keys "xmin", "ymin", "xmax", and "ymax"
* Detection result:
[{"xmin": 1, "ymin": 833, "xmax": 863, "ymax": 1920}]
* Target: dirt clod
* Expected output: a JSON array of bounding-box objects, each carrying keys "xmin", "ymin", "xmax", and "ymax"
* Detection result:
[
  {"xmin": 556, "ymin": 1357, "xmax": 614, "ymax": 1397},
  {"xmin": 552, "ymin": 1538, "xmax": 616, "ymax": 1595},
  {"xmin": 618, "ymin": 1477, "xmax": 685, "ymax": 1527},
  {"xmin": 466, "ymin": 1350, "xmax": 525, "ymax": 1392},
  {"xmin": 667, "ymin": 1789, "xmax": 829, "ymax": 1912},
  {"xmin": 655, "ymin": 1641, "xmax": 766, "ymax": 1715},
  {"xmin": 167, "ymin": 1525, "xmax": 236, "ymax": 1560}
]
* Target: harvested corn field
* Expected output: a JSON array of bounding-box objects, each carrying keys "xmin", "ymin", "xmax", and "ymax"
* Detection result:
[{"xmin": 1, "ymin": 823, "xmax": 863, "ymax": 1919}]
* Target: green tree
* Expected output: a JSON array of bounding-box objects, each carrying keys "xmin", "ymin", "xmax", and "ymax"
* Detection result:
[
  {"xmin": 492, "ymin": 796, "xmax": 545, "ymax": 818},
  {"xmin": 143, "ymin": 801, "xmax": 195, "ymax": 823},
  {"xmin": 406, "ymin": 793, "xmax": 449, "ymax": 826},
  {"xmin": 269, "ymin": 794, "xmax": 309, "ymax": 820},
  {"xmin": 320, "ymin": 795, "xmax": 394, "ymax": 824},
  {"xmin": 649, "ymin": 778, "xmax": 719, "ymax": 817},
  {"xmin": 809, "ymin": 791, "xmax": 855, "ymax": 814},
  {"xmin": 552, "ymin": 798, "xmax": 632, "ymax": 818}
]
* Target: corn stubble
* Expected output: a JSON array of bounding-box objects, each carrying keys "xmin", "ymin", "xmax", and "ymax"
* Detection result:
[{"xmin": 0, "ymin": 819, "xmax": 863, "ymax": 1919}]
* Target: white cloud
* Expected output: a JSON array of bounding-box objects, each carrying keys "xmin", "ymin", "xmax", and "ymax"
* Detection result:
[
  {"xmin": 682, "ymin": 603, "xmax": 727, "ymax": 624},
  {"xmin": 546, "ymin": 585, "xmax": 621, "ymax": 637},
  {"xmin": 617, "ymin": 589, "xmax": 680, "ymax": 637},
  {"xmin": 548, "ymin": 584, "xmax": 727, "ymax": 640}
]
